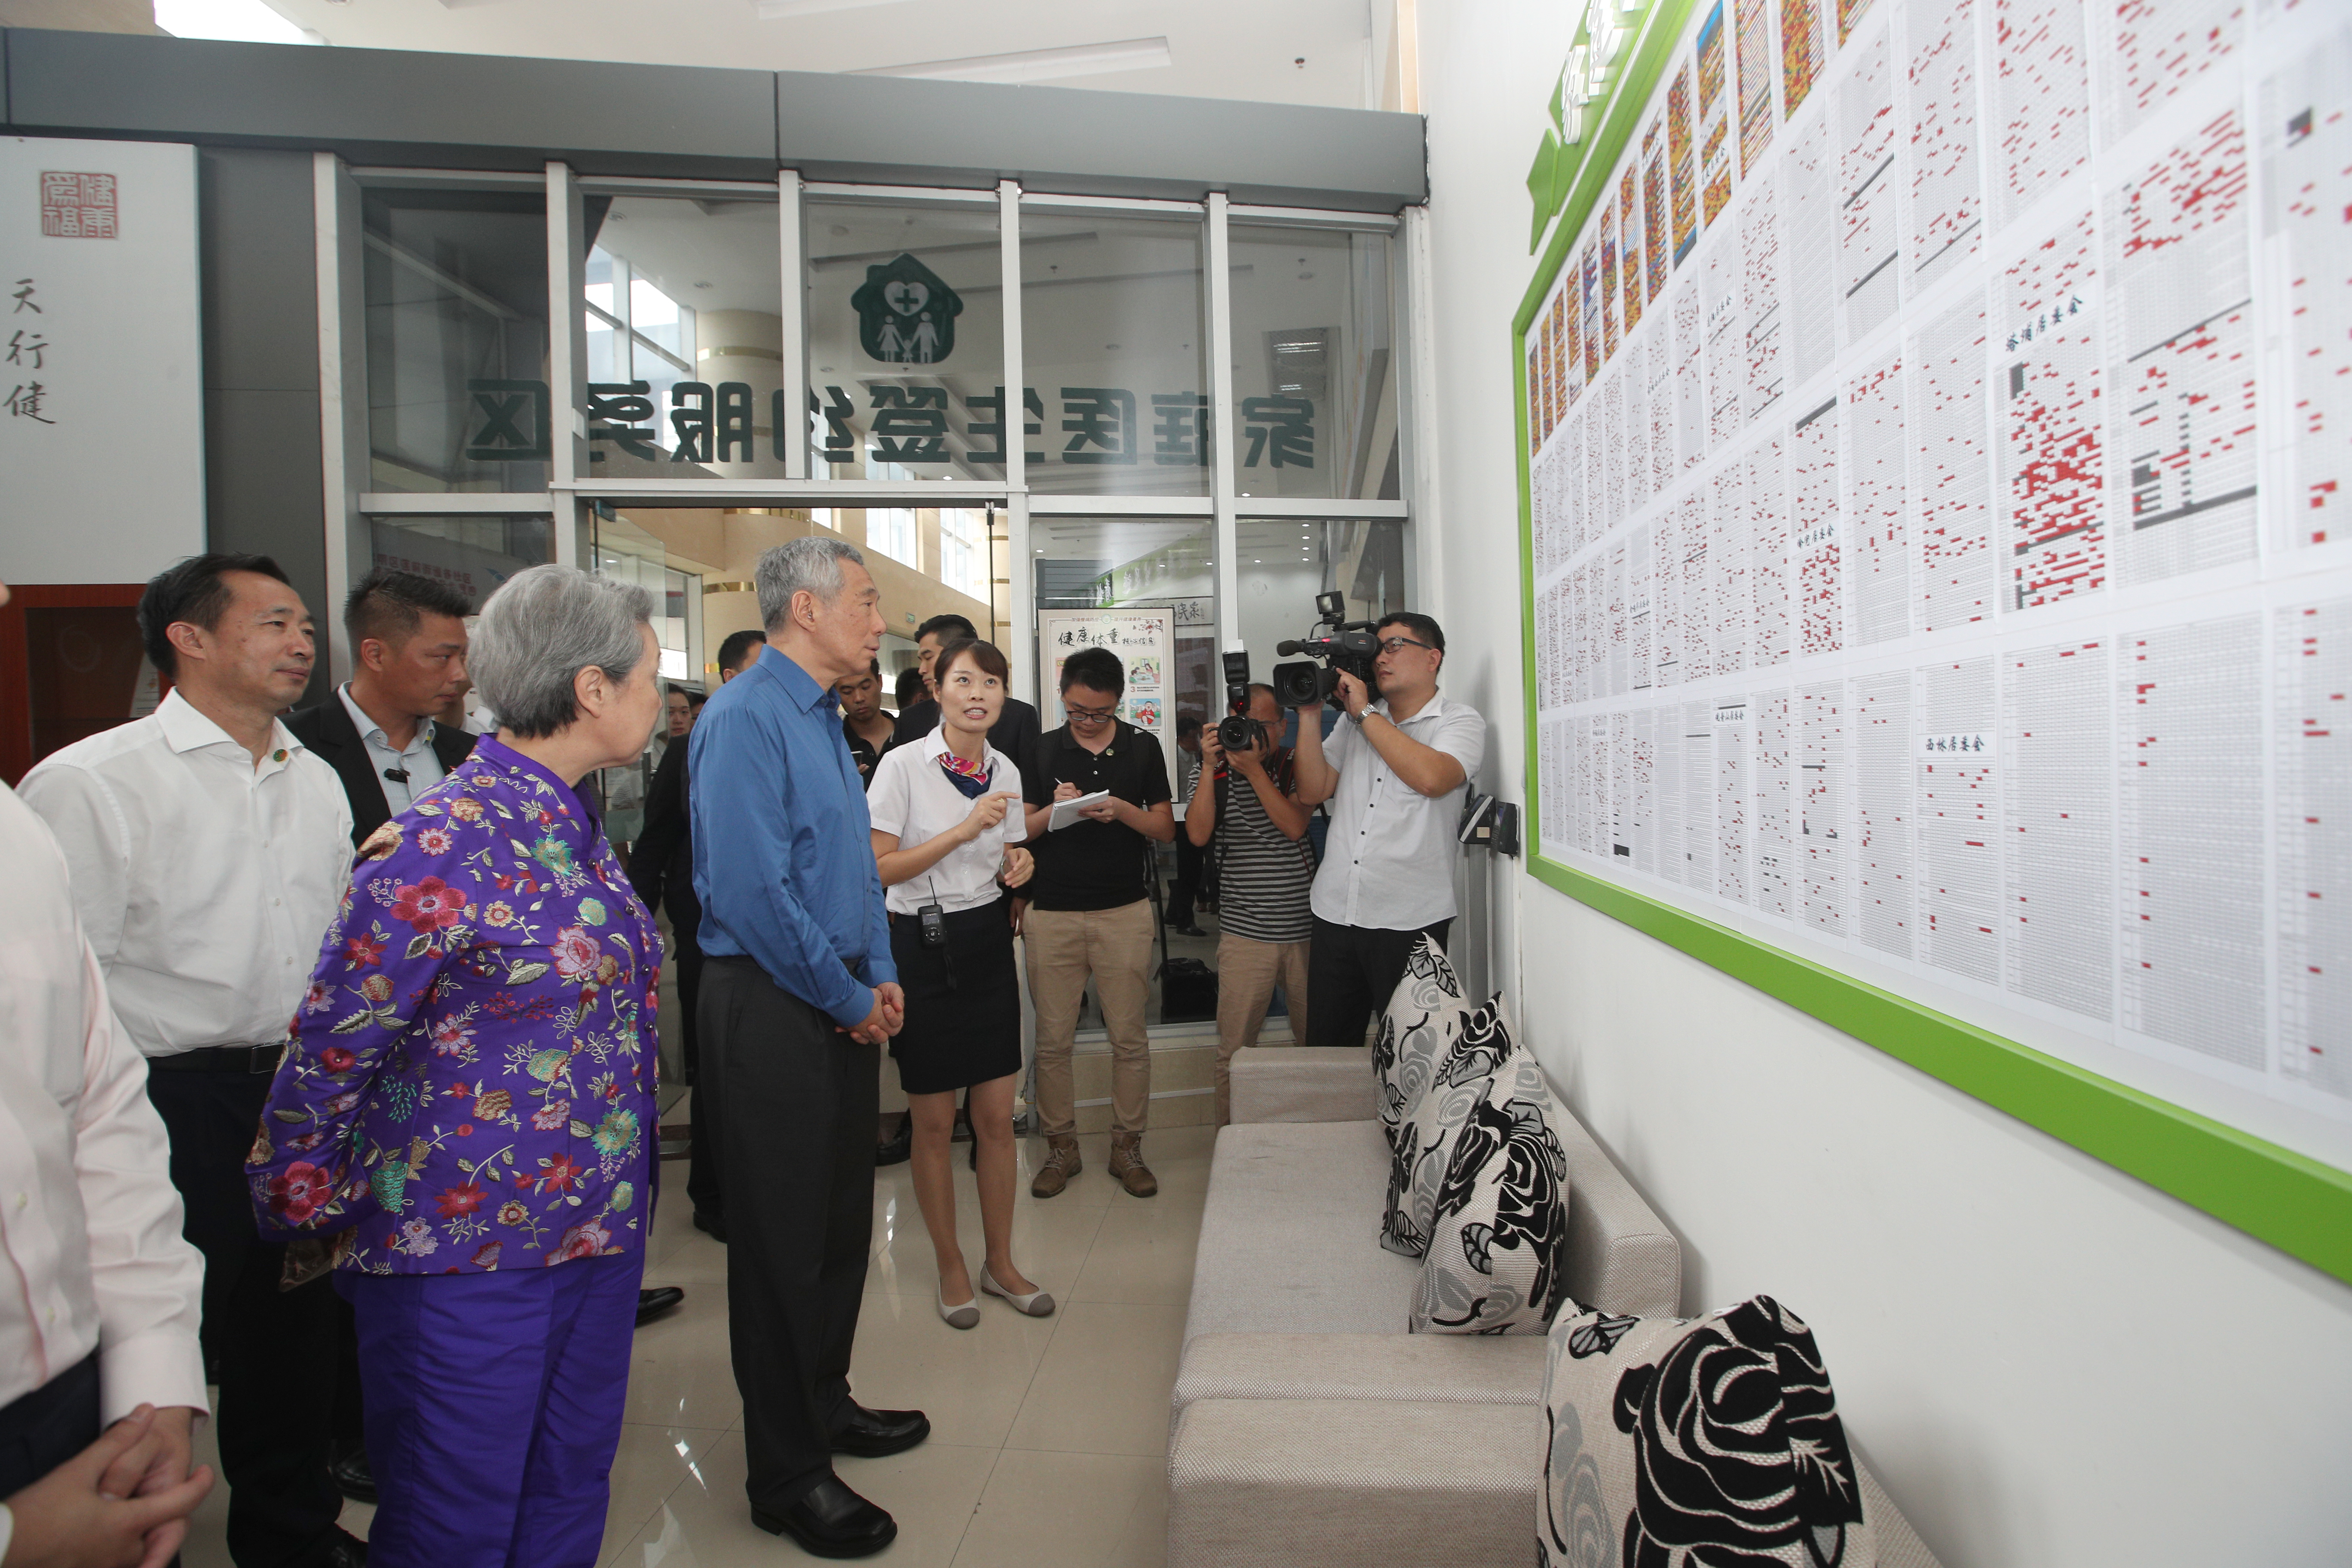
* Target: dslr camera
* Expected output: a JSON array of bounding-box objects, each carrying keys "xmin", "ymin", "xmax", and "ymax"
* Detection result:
[
  {"xmin": 1216, "ymin": 650, "xmax": 1265, "ymax": 753},
  {"xmin": 1272, "ymin": 591, "xmax": 1381, "ymax": 710}
]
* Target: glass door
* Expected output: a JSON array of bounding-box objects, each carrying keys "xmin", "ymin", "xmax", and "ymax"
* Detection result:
[{"xmin": 1030, "ymin": 514, "xmax": 1225, "ymax": 1048}]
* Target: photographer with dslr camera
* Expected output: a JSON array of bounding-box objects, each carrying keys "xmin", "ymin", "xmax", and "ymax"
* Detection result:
[
  {"xmin": 1289, "ymin": 611, "xmax": 1484, "ymax": 1048},
  {"xmin": 1186, "ymin": 679, "xmax": 1314, "ymax": 1124}
]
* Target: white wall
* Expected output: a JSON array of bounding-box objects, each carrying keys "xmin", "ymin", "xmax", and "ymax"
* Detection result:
[{"xmin": 1415, "ymin": 5, "xmax": 2352, "ymax": 1564}]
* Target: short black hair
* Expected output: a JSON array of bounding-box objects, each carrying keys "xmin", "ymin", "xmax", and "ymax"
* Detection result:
[
  {"xmin": 1060, "ymin": 646, "xmax": 1125, "ymax": 697},
  {"xmin": 1377, "ymin": 612, "xmax": 1446, "ymax": 656},
  {"xmin": 687, "ymin": 689, "xmax": 709, "ymax": 710},
  {"xmin": 894, "ymin": 665, "xmax": 928, "ymax": 707},
  {"xmin": 138, "ymin": 552, "xmax": 294, "ymax": 680},
  {"xmin": 345, "ymin": 567, "xmax": 472, "ymax": 652},
  {"xmin": 934, "ymin": 637, "xmax": 1011, "ymax": 689},
  {"xmin": 716, "ymin": 628, "xmax": 765, "ymax": 676},
  {"xmin": 917, "ymin": 612, "xmax": 979, "ymax": 643},
  {"xmin": 1176, "ymin": 714, "xmax": 1203, "ymax": 739}
]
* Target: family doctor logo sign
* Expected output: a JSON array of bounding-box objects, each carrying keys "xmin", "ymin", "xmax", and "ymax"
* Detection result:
[{"xmin": 851, "ymin": 253, "xmax": 962, "ymax": 366}]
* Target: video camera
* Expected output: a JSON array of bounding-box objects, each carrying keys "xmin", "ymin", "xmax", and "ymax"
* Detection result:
[
  {"xmin": 1217, "ymin": 650, "xmax": 1265, "ymax": 753},
  {"xmin": 1272, "ymin": 591, "xmax": 1381, "ymax": 710}
]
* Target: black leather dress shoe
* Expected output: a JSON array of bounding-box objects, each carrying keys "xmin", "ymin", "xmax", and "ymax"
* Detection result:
[
  {"xmin": 829, "ymin": 1402, "xmax": 930, "ymax": 1458},
  {"xmin": 751, "ymin": 1473, "xmax": 897, "ymax": 1559},
  {"xmin": 634, "ymin": 1286, "xmax": 684, "ymax": 1326},
  {"xmin": 319, "ymin": 1528, "xmax": 369, "ymax": 1568},
  {"xmin": 326, "ymin": 1438, "xmax": 376, "ymax": 1504},
  {"xmin": 875, "ymin": 1117, "xmax": 911, "ymax": 1167},
  {"xmin": 692, "ymin": 1210, "xmax": 728, "ymax": 1243}
]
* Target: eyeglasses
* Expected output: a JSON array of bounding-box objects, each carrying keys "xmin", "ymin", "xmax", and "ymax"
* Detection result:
[
  {"xmin": 1378, "ymin": 636, "xmax": 1435, "ymax": 654},
  {"xmin": 1064, "ymin": 702, "xmax": 1117, "ymax": 721}
]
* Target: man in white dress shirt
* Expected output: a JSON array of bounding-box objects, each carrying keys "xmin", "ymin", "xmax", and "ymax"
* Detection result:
[
  {"xmin": 20, "ymin": 554, "xmax": 361, "ymax": 1568},
  {"xmin": 1290, "ymin": 611, "xmax": 1486, "ymax": 1050},
  {"xmin": 0, "ymin": 571, "xmax": 215, "ymax": 1568}
]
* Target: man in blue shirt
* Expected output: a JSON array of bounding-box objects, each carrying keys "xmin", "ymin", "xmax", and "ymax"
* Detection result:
[{"xmin": 690, "ymin": 536, "xmax": 917, "ymax": 1559}]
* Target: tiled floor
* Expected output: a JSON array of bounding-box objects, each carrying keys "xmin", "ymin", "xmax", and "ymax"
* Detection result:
[{"xmin": 184, "ymin": 1121, "xmax": 1218, "ymax": 1568}]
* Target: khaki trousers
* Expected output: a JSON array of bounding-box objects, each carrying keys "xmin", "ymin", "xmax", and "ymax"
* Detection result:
[
  {"xmin": 1026, "ymin": 899, "xmax": 1155, "ymax": 1136},
  {"xmin": 1213, "ymin": 932, "xmax": 1311, "ymax": 1125}
]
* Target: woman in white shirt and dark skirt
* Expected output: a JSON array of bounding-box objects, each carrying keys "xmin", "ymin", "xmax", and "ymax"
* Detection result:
[{"xmin": 867, "ymin": 638, "xmax": 1055, "ymax": 1329}]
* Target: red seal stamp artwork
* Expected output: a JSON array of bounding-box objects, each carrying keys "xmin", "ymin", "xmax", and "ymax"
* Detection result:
[{"xmin": 40, "ymin": 171, "xmax": 118, "ymax": 239}]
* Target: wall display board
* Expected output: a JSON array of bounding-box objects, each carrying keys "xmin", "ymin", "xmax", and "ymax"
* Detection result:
[
  {"xmin": 1037, "ymin": 607, "xmax": 1177, "ymax": 799},
  {"xmin": 0, "ymin": 138, "xmax": 204, "ymax": 585},
  {"xmin": 1516, "ymin": 0, "xmax": 2352, "ymax": 1281}
]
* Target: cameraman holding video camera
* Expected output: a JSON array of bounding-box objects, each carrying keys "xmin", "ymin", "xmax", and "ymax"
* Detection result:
[
  {"xmin": 1187, "ymin": 680, "xmax": 1314, "ymax": 1124},
  {"xmin": 1289, "ymin": 610, "xmax": 1484, "ymax": 1048}
]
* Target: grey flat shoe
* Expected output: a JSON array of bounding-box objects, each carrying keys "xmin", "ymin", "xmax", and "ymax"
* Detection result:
[
  {"xmin": 937, "ymin": 1285, "xmax": 980, "ymax": 1330},
  {"xmin": 980, "ymin": 1264, "xmax": 1056, "ymax": 1317}
]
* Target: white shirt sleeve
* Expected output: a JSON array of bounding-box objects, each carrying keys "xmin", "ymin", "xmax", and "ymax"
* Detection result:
[
  {"xmin": 1323, "ymin": 714, "xmax": 1360, "ymax": 779},
  {"xmin": 866, "ymin": 745, "xmax": 915, "ymax": 840},
  {"xmin": 15, "ymin": 763, "xmax": 132, "ymax": 971},
  {"xmin": 1430, "ymin": 701, "xmax": 1487, "ymax": 786},
  {"xmin": 71, "ymin": 935, "xmax": 208, "ymax": 1423}
]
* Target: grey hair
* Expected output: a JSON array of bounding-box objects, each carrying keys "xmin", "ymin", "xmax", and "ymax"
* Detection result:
[
  {"xmin": 469, "ymin": 564, "xmax": 655, "ymax": 738},
  {"xmin": 756, "ymin": 536, "xmax": 867, "ymax": 634}
]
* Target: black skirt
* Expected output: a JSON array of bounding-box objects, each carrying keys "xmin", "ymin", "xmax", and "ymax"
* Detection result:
[{"xmin": 888, "ymin": 901, "xmax": 1022, "ymax": 1095}]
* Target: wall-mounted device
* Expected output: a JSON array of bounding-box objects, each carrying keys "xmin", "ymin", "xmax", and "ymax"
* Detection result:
[{"xmin": 1457, "ymin": 793, "xmax": 1521, "ymax": 858}]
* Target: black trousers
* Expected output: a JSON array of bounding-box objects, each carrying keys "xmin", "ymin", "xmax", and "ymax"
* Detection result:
[
  {"xmin": 1168, "ymin": 833, "xmax": 1204, "ymax": 927},
  {"xmin": 699, "ymin": 957, "xmax": 877, "ymax": 1512},
  {"xmin": 1302, "ymin": 916, "xmax": 1455, "ymax": 1050},
  {"xmin": 147, "ymin": 1066, "xmax": 343, "ymax": 1568},
  {"xmin": 671, "ymin": 890, "xmax": 720, "ymax": 1220},
  {"xmin": 0, "ymin": 1350, "xmax": 100, "ymax": 1498}
]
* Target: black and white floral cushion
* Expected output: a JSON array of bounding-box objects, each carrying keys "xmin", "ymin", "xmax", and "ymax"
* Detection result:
[
  {"xmin": 1372, "ymin": 933, "xmax": 1470, "ymax": 1146},
  {"xmin": 1541, "ymin": 1295, "xmax": 1876, "ymax": 1568},
  {"xmin": 1407, "ymin": 1041, "xmax": 1572, "ymax": 1333},
  {"xmin": 1379, "ymin": 993, "xmax": 1514, "ymax": 1258}
]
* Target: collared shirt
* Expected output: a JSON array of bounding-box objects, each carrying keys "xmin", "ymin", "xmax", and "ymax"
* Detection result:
[
  {"xmin": 337, "ymin": 683, "xmax": 443, "ymax": 815},
  {"xmin": 867, "ymin": 731, "xmax": 1027, "ymax": 916},
  {"xmin": 1311, "ymin": 693, "xmax": 1485, "ymax": 931},
  {"xmin": 690, "ymin": 646, "xmax": 897, "ymax": 1026},
  {"xmin": 0, "ymin": 782, "xmax": 208, "ymax": 1455},
  {"xmin": 19, "ymin": 689, "xmax": 355, "ymax": 1058},
  {"xmin": 1021, "ymin": 719, "xmax": 1173, "ymax": 911},
  {"xmin": 842, "ymin": 714, "xmax": 890, "ymax": 789},
  {"xmin": 247, "ymin": 737, "xmax": 661, "ymax": 1276}
]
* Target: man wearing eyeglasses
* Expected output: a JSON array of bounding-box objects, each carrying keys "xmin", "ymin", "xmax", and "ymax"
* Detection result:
[
  {"xmin": 1290, "ymin": 612, "xmax": 1485, "ymax": 1048},
  {"xmin": 1020, "ymin": 647, "xmax": 1176, "ymax": 1200}
]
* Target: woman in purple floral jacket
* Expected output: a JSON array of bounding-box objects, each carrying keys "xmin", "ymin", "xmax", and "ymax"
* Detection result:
[{"xmin": 248, "ymin": 565, "xmax": 666, "ymax": 1568}]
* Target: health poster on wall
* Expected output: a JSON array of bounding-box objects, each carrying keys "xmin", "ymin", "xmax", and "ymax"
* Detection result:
[
  {"xmin": 1516, "ymin": 0, "xmax": 2352, "ymax": 1262},
  {"xmin": 1039, "ymin": 606, "xmax": 1176, "ymax": 799}
]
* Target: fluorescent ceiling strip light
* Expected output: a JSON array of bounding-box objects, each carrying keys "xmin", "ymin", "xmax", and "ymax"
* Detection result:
[
  {"xmin": 755, "ymin": 0, "xmax": 916, "ymax": 17},
  {"xmin": 854, "ymin": 37, "xmax": 1173, "ymax": 85}
]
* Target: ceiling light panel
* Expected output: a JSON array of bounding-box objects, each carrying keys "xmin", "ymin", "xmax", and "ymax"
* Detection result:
[
  {"xmin": 855, "ymin": 37, "xmax": 1174, "ymax": 85},
  {"xmin": 755, "ymin": 0, "xmax": 916, "ymax": 18}
]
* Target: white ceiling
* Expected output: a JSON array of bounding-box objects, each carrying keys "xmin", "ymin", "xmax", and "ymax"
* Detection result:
[{"xmin": 259, "ymin": 0, "xmax": 1387, "ymax": 109}]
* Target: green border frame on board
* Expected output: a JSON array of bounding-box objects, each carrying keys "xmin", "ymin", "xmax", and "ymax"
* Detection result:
[{"xmin": 1509, "ymin": 0, "xmax": 2352, "ymax": 1287}]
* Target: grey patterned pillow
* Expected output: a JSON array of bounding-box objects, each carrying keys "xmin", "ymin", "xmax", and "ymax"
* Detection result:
[
  {"xmin": 1540, "ymin": 1295, "xmax": 1877, "ymax": 1567},
  {"xmin": 1372, "ymin": 933, "xmax": 1470, "ymax": 1147},
  {"xmin": 1380, "ymin": 995, "xmax": 1517, "ymax": 1259},
  {"xmin": 1407, "ymin": 1041, "xmax": 1572, "ymax": 1333}
]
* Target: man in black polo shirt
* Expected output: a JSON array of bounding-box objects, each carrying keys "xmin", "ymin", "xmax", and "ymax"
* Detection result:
[
  {"xmin": 1020, "ymin": 647, "xmax": 1174, "ymax": 1199},
  {"xmin": 836, "ymin": 658, "xmax": 896, "ymax": 785}
]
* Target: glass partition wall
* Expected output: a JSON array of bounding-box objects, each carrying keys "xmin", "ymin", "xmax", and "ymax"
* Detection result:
[{"xmin": 340, "ymin": 171, "xmax": 1415, "ymax": 1079}]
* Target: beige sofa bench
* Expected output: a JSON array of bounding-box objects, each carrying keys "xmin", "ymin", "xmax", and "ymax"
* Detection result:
[{"xmin": 1167, "ymin": 1044, "xmax": 1940, "ymax": 1568}]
